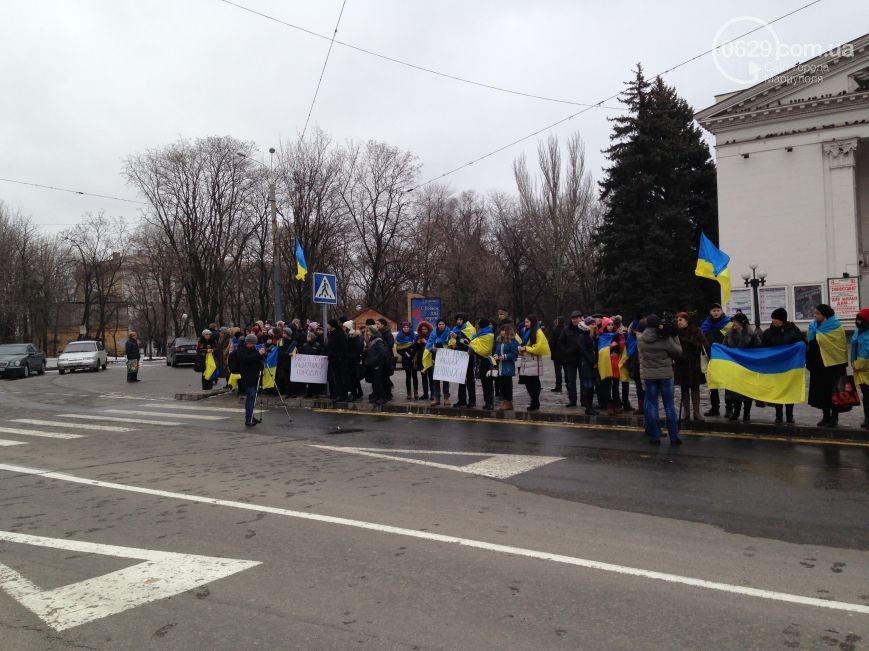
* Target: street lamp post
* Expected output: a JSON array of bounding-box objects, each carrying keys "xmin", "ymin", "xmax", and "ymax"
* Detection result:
[
  {"xmin": 237, "ymin": 149, "xmax": 282, "ymax": 324},
  {"xmin": 741, "ymin": 264, "xmax": 767, "ymax": 328}
]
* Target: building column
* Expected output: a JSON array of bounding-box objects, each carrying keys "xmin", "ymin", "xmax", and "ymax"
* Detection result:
[{"xmin": 822, "ymin": 138, "xmax": 860, "ymax": 279}]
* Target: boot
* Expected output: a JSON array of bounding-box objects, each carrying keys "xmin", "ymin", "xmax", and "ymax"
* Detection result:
[
  {"xmin": 828, "ymin": 411, "xmax": 839, "ymax": 428},
  {"xmin": 583, "ymin": 390, "xmax": 599, "ymax": 415},
  {"xmin": 691, "ymin": 388, "xmax": 703, "ymax": 422},
  {"xmin": 704, "ymin": 407, "xmax": 720, "ymax": 417},
  {"xmin": 430, "ymin": 398, "xmax": 441, "ymax": 407},
  {"xmin": 742, "ymin": 401, "xmax": 752, "ymax": 422},
  {"xmin": 607, "ymin": 404, "xmax": 617, "ymax": 416},
  {"xmin": 817, "ymin": 408, "xmax": 830, "ymax": 427},
  {"xmin": 785, "ymin": 404, "xmax": 795, "ymax": 424},
  {"xmin": 727, "ymin": 402, "xmax": 741, "ymax": 421},
  {"xmin": 681, "ymin": 393, "xmax": 691, "ymax": 424}
]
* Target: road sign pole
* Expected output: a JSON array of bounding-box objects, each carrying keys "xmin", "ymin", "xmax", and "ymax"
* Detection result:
[{"xmin": 322, "ymin": 304, "xmax": 328, "ymax": 344}]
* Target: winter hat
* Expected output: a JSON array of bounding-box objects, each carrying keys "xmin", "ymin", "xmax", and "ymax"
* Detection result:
[
  {"xmin": 732, "ymin": 312, "xmax": 750, "ymax": 326},
  {"xmin": 612, "ymin": 315, "xmax": 623, "ymax": 324},
  {"xmin": 675, "ymin": 311, "xmax": 690, "ymax": 322},
  {"xmin": 328, "ymin": 318, "xmax": 341, "ymax": 329},
  {"xmin": 478, "ymin": 318, "xmax": 491, "ymax": 329},
  {"xmin": 201, "ymin": 329, "xmax": 212, "ymax": 336},
  {"xmin": 601, "ymin": 317, "xmax": 613, "ymax": 329},
  {"xmin": 858, "ymin": 308, "xmax": 869, "ymax": 322},
  {"xmin": 583, "ymin": 317, "xmax": 596, "ymax": 327},
  {"xmin": 570, "ymin": 310, "xmax": 583, "ymax": 319},
  {"xmin": 710, "ymin": 303, "xmax": 722, "ymax": 310},
  {"xmin": 400, "ymin": 320, "xmax": 411, "ymax": 329},
  {"xmin": 244, "ymin": 333, "xmax": 257, "ymax": 344},
  {"xmin": 342, "ymin": 320, "xmax": 355, "ymax": 331},
  {"xmin": 771, "ymin": 308, "xmax": 788, "ymax": 322},
  {"xmin": 645, "ymin": 314, "xmax": 661, "ymax": 329},
  {"xmin": 308, "ymin": 322, "xmax": 319, "ymax": 331}
]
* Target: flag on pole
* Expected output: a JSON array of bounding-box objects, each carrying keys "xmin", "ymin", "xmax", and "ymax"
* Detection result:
[
  {"xmin": 695, "ymin": 232, "xmax": 732, "ymax": 308},
  {"xmin": 295, "ymin": 240, "xmax": 308, "ymax": 281}
]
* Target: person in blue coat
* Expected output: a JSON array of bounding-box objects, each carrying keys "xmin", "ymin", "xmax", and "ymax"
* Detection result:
[{"xmin": 493, "ymin": 323, "xmax": 519, "ymax": 410}]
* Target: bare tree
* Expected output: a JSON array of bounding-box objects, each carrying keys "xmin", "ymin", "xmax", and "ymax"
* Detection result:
[
  {"xmin": 124, "ymin": 136, "xmax": 268, "ymax": 332},
  {"xmin": 340, "ymin": 139, "xmax": 420, "ymax": 313}
]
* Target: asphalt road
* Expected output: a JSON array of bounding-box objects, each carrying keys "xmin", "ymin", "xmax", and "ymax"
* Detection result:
[{"xmin": 0, "ymin": 363, "xmax": 867, "ymax": 649}]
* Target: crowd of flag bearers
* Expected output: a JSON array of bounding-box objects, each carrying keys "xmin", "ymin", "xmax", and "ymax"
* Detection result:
[{"xmin": 178, "ymin": 303, "xmax": 869, "ymax": 437}]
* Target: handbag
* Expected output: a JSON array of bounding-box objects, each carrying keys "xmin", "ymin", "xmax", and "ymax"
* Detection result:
[
  {"xmin": 699, "ymin": 349, "xmax": 709, "ymax": 374},
  {"xmin": 832, "ymin": 375, "xmax": 860, "ymax": 410},
  {"xmin": 518, "ymin": 355, "xmax": 540, "ymax": 377}
]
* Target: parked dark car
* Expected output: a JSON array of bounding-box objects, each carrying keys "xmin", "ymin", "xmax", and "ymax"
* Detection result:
[
  {"xmin": 0, "ymin": 343, "xmax": 46, "ymax": 379},
  {"xmin": 166, "ymin": 338, "xmax": 198, "ymax": 367}
]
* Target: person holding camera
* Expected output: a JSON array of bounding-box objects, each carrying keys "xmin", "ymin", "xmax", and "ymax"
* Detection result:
[{"xmin": 638, "ymin": 314, "xmax": 683, "ymax": 445}]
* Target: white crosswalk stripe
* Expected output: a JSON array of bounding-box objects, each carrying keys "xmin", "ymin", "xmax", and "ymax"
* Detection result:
[
  {"xmin": 0, "ymin": 439, "xmax": 27, "ymax": 447},
  {"xmin": 11, "ymin": 419, "xmax": 135, "ymax": 432},
  {"xmin": 0, "ymin": 426, "xmax": 83, "ymax": 440},
  {"xmin": 103, "ymin": 409, "xmax": 228, "ymax": 421},
  {"xmin": 57, "ymin": 414, "xmax": 183, "ymax": 426},
  {"xmin": 137, "ymin": 403, "xmax": 245, "ymax": 413}
]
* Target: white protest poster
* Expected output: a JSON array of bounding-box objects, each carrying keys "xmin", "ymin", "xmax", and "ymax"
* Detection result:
[
  {"xmin": 290, "ymin": 354, "xmax": 329, "ymax": 384},
  {"xmin": 828, "ymin": 277, "xmax": 859, "ymax": 319},
  {"xmin": 432, "ymin": 348, "xmax": 470, "ymax": 384},
  {"xmin": 758, "ymin": 286, "xmax": 788, "ymax": 322}
]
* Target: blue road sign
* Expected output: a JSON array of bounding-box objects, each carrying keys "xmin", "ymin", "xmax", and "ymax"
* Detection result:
[{"xmin": 312, "ymin": 272, "xmax": 338, "ymax": 305}]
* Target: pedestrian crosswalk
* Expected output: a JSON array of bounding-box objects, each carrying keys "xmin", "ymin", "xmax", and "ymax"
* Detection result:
[{"xmin": 0, "ymin": 400, "xmax": 245, "ymax": 447}]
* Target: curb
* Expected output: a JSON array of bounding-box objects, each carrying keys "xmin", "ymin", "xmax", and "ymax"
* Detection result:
[{"xmin": 209, "ymin": 392, "xmax": 869, "ymax": 443}]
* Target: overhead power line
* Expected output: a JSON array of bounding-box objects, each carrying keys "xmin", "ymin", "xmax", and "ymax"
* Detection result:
[
  {"xmin": 300, "ymin": 0, "xmax": 348, "ymax": 142},
  {"xmin": 0, "ymin": 177, "xmax": 146, "ymax": 205},
  {"xmin": 218, "ymin": 0, "xmax": 621, "ymax": 110},
  {"xmin": 408, "ymin": 0, "xmax": 826, "ymax": 191}
]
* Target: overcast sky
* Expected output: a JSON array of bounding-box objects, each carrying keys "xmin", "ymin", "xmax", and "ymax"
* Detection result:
[{"xmin": 1, "ymin": 0, "xmax": 866, "ymax": 232}]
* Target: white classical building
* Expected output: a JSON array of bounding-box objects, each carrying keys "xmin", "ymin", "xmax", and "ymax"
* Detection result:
[{"xmin": 696, "ymin": 33, "xmax": 869, "ymax": 325}]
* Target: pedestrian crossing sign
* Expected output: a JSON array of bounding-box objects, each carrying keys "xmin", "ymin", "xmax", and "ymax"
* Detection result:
[{"xmin": 312, "ymin": 272, "xmax": 338, "ymax": 305}]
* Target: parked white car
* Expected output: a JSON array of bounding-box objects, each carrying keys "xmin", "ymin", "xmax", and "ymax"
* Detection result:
[{"xmin": 57, "ymin": 340, "xmax": 108, "ymax": 374}]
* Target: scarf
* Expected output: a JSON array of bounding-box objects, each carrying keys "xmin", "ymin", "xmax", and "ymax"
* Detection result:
[
  {"xmin": 395, "ymin": 330, "xmax": 416, "ymax": 350},
  {"xmin": 808, "ymin": 315, "xmax": 848, "ymax": 367},
  {"xmin": 807, "ymin": 315, "xmax": 841, "ymax": 341},
  {"xmin": 426, "ymin": 326, "xmax": 451, "ymax": 351}
]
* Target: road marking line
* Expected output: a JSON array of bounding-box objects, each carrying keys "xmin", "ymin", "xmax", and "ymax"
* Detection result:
[
  {"xmin": 315, "ymin": 409, "xmax": 869, "ymax": 448},
  {"xmin": 56, "ymin": 414, "xmax": 183, "ymax": 426},
  {"xmin": 103, "ymin": 409, "xmax": 228, "ymax": 421},
  {"xmin": 0, "ymin": 427, "xmax": 83, "ymax": 440},
  {"xmin": 11, "ymin": 419, "xmax": 135, "ymax": 433},
  {"xmin": 0, "ymin": 463, "xmax": 866, "ymax": 616},
  {"xmin": 310, "ymin": 445, "xmax": 563, "ymax": 479},
  {"xmin": 98, "ymin": 395, "xmax": 173, "ymax": 401},
  {"xmin": 0, "ymin": 439, "xmax": 27, "ymax": 447},
  {"xmin": 136, "ymin": 403, "xmax": 246, "ymax": 413},
  {"xmin": 0, "ymin": 530, "xmax": 260, "ymax": 631}
]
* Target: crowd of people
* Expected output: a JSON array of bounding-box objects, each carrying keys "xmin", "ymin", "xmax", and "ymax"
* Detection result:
[{"xmin": 183, "ymin": 304, "xmax": 869, "ymax": 437}]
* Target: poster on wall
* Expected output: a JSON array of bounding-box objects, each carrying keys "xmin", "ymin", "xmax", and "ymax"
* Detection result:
[
  {"xmin": 726, "ymin": 289, "xmax": 753, "ymax": 322},
  {"xmin": 410, "ymin": 297, "xmax": 442, "ymax": 331},
  {"xmin": 792, "ymin": 284, "xmax": 824, "ymax": 321},
  {"xmin": 757, "ymin": 286, "xmax": 788, "ymax": 322},
  {"xmin": 828, "ymin": 277, "xmax": 859, "ymax": 319}
]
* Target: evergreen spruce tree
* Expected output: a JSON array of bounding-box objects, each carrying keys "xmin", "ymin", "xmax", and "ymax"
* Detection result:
[{"xmin": 596, "ymin": 65, "xmax": 718, "ymax": 318}]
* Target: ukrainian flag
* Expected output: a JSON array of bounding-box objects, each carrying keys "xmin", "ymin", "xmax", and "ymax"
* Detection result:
[
  {"xmin": 597, "ymin": 332, "xmax": 616, "ymax": 380},
  {"xmin": 807, "ymin": 316, "xmax": 848, "ymax": 367},
  {"xmin": 695, "ymin": 232, "xmax": 732, "ymax": 308},
  {"xmin": 295, "ymin": 240, "xmax": 308, "ymax": 282},
  {"xmin": 203, "ymin": 351, "xmax": 220, "ymax": 382},
  {"xmin": 707, "ymin": 342, "xmax": 806, "ymax": 404},
  {"xmin": 470, "ymin": 326, "xmax": 495, "ymax": 357},
  {"xmin": 261, "ymin": 346, "xmax": 278, "ymax": 390}
]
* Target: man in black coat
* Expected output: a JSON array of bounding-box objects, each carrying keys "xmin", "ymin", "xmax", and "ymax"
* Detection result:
[
  {"xmin": 558, "ymin": 312, "xmax": 583, "ymax": 408},
  {"xmin": 327, "ymin": 318, "xmax": 349, "ymax": 401},
  {"xmin": 125, "ymin": 332, "xmax": 141, "ymax": 383},
  {"xmin": 365, "ymin": 326, "xmax": 389, "ymax": 404},
  {"xmin": 549, "ymin": 316, "xmax": 565, "ymax": 393},
  {"xmin": 761, "ymin": 307, "xmax": 805, "ymax": 424},
  {"xmin": 237, "ymin": 333, "xmax": 265, "ymax": 426},
  {"xmin": 377, "ymin": 318, "xmax": 395, "ymax": 400}
]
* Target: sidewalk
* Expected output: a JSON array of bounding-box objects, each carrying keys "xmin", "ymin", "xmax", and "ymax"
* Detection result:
[{"xmin": 192, "ymin": 362, "xmax": 868, "ymax": 443}]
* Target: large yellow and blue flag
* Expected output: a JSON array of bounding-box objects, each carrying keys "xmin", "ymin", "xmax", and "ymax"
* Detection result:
[
  {"xmin": 695, "ymin": 232, "xmax": 731, "ymax": 307},
  {"xmin": 295, "ymin": 240, "xmax": 308, "ymax": 282},
  {"xmin": 203, "ymin": 351, "xmax": 220, "ymax": 382},
  {"xmin": 707, "ymin": 342, "xmax": 806, "ymax": 404},
  {"xmin": 807, "ymin": 315, "xmax": 848, "ymax": 367},
  {"xmin": 261, "ymin": 346, "xmax": 279, "ymax": 390},
  {"xmin": 597, "ymin": 332, "xmax": 616, "ymax": 380},
  {"xmin": 470, "ymin": 325, "xmax": 495, "ymax": 358}
]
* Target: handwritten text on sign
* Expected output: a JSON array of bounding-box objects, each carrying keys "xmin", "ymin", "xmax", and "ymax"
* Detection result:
[
  {"xmin": 290, "ymin": 354, "xmax": 329, "ymax": 384},
  {"xmin": 432, "ymin": 348, "xmax": 470, "ymax": 384}
]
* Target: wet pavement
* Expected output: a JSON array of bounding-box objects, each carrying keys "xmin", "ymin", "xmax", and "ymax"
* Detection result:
[{"xmin": 0, "ymin": 363, "xmax": 866, "ymax": 649}]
